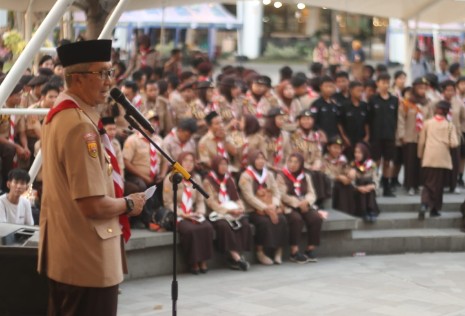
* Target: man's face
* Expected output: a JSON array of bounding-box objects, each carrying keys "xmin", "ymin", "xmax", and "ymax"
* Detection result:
[
  {"xmin": 211, "ymin": 116, "xmax": 225, "ymax": 138},
  {"xmin": 443, "ymin": 86, "xmax": 456, "ymax": 101},
  {"xmin": 43, "ymin": 90, "xmax": 58, "ymax": 108},
  {"xmin": 350, "ymin": 86, "xmax": 363, "ymax": 100},
  {"xmin": 54, "ymin": 65, "xmax": 64, "ymax": 77},
  {"xmin": 251, "ymin": 82, "xmax": 267, "ymax": 95},
  {"xmin": 177, "ymin": 129, "xmax": 192, "ymax": 143},
  {"xmin": 75, "ymin": 62, "xmax": 112, "ymax": 105},
  {"xmin": 320, "ymin": 82, "xmax": 335, "ymax": 97},
  {"xmin": 121, "ymin": 86, "xmax": 136, "ymax": 102},
  {"xmin": 146, "ymin": 83, "xmax": 159, "ymax": 100},
  {"xmin": 294, "ymin": 84, "xmax": 307, "ymax": 96},
  {"xmin": 42, "ymin": 59, "xmax": 54, "ymax": 69},
  {"xmin": 7, "ymin": 179, "xmax": 28, "ymax": 197},
  {"xmin": 335, "ymin": 77, "xmax": 349, "ymax": 92},
  {"xmin": 413, "ymin": 50, "xmax": 421, "ymax": 60},
  {"xmin": 376, "ymin": 79, "xmax": 390, "ymax": 93},
  {"xmin": 440, "ymin": 60, "xmax": 448, "ymax": 72},
  {"xmin": 181, "ymin": 88, "xmax": 195, "ymax": 101},
  {"xmin": 34, "ymin": 85, "xmax": 43, "ymax": 99},
  {"xmin": 414, "ymin": 84, "xmax": 427, "ymax": 99},
  {"xmin": 457, "ymin": 81, "xmax": 465, "ymax": 94},
  {"xmin": 105, "ymin": 124, "xmax": 117, "ymax": 140}
]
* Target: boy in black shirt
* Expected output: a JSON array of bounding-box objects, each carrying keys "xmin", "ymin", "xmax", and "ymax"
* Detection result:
[
  {"xmin": 368, "ymin": 73, "xmax": 399, "ymax": 197},
  {"xmin": 333, "ymin": 71, "xmax": 350, "ymax": 107},
  {"xmin": 310, "ymin": 76, "xmax": 340, "ymax": 139},
  {"xmin": 338, "ymin": 81, "xmax": 369, "ymax": 161}
]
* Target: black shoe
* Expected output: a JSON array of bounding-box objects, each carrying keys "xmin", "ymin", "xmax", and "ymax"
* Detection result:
[
  {"xmin": 391, "ymin": 178, "xmax": 401, "ymax": 188},
  {"xmin": 363, "ymin": 215, "xmax": 372, "ymax": 223},
  {"xmin": 290, "ymin": 252, "xmax": 308, "ymax": 264},
  {"xmin": 190, "ymin": 268, "xmax": 199, "ymax": 275},
  {"xmin": 383, "ymin": 188, "xmax": 396, "ymax": 197},
  {"xmin": 199, "ymin": 268, "xmax": 208, "ymax": 274},
  {"xmin": 369, "ymin": 213, "xmax": 378, "ymax": 223},
  {"xmin": 418, "ymin": 204, "xmax": 427, "ymax": 220},
  {"xmin": 228, "ymin": 259, "xmax": 241, "ymax": 270},
  {"xmin": 305, "ymin": 250, "xmax": 318, "ymax": 262},
  {"xmin": 430, "ymin": 210, "xmax": 441, "ymax": 218},
  {"xmin": 238, "ymin": 258, "xmax": 250, "ymax": 271}
]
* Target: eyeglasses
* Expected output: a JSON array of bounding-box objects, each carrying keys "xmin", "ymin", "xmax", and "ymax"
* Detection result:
[{"xmin": 67, "ymin": 68, "xmax": 115, "ymax": 80}]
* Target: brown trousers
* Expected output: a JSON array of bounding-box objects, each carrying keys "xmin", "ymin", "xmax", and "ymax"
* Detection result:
[
  {"xmin": 421, "ymin": 167, "xmax": 447, "ymax": 211},
  {"xmin": 403, "ymin": 143, "xmax": 421, "ymax": 190},
  {"xmin": 285, "ymin": 209, "xmax": 323, "ymax": 247},
  {"xmin": 47, "ymin": 278, "xmax": 119, "ymax": 316},
  {"xmin": 249, "ymin": 212, "xmax": 288, "ymax": 249}
]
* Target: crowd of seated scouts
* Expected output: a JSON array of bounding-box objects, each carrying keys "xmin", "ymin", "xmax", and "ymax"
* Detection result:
[{"xmin": 1, "ymin": 36, "xmax": 465, "ymax": 273}]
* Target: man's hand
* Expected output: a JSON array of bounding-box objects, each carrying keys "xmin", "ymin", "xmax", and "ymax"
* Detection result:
[{"xmin": 126, "ymin": 193, "xmax": 145, "ymax": 217}]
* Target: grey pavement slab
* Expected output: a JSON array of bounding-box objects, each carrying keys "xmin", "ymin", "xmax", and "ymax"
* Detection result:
[{"xmin": 118, "ymin": 252, "xmax": 465, "ymax": 316}]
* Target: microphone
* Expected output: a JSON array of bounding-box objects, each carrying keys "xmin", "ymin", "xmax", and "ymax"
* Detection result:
[{"xmin": 110, "ymin": 87, "xmax": 155, "ymax": 134}]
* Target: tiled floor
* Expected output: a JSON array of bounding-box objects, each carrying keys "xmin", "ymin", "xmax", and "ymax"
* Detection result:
[{"xmin": 118, "ymin": 252, "xmax": 465, "ymax": 316}]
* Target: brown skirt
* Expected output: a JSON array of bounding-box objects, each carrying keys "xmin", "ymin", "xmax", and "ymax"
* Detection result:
[
  {"xmin": 354, "ymin": 189, "xmax": 379, "ymax": 217},
  {"xmin": 332, "ymin": 181, "xmax": 356, "ymax": 215},
  {"xmin": 211, "ymin": 217, "xmax": 252, "ymax": 253},
  {"xmin": 444, "ymin": 147, "xmax": 459, "ymax": 190},
  {"xmin": 178, "ymin": 220, "xmax": 214, "ymax": 264},
  {"xmin": 249, "ymin": 212, "xmax": 288, "ymax": 249},
  {"xmin": 403, "ymin": 143, "xmax": 421, "ymax": 189},
  {"xmin": 422, "ymin": 167, "xmax": 447, "ymax": 211},
  {"xmin": 285, "ymin": 209, "xmax": 323, "ymax": 247}
]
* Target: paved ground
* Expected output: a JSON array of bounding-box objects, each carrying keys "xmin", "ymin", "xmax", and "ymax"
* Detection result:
[{"xmin": 118, "ymin": 252, "xmax": 465, "ymax": 316}]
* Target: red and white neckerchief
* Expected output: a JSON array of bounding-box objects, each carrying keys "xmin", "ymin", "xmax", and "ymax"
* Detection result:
[
  {"xmin": 246, "ymin": 91, "xmax": 263, "ymax": 118},
  {"xmin": 415, "ymin": 104, "xmax": 424, "ymax": 132},
  {"xmin": 273, "ymin": 135, "xmax": 283, "ymax": 166},
  {"xmin": 9, "ymin": 115, "xmax": 17, "ymax": 167},
  {"xmin": 98, "ymin": 120, "xmax": 131, "ymax": 242},
  {"xmin": 282, "ymin": 167, "xmax": 305, "ymax": 197},
  {"xmin": 149, "ymin": 143, "xmax": 158, "ymax": 180},
  {"xmin": 327, "ymin": 154, "xmax": 347, "ymax": 166},
  {"xmin": 241, "ymin": 138, "xmax": 249, "ymax": 168},
  {"xmin": 355, "ymin": 159, "xmax": 374, "ymax": 173},
  {"xmin": 246, "ymin": 166, "xmax": 268, "ymax": 190},
  {"xmin": 209, "ymin": 171, "xmax": 230, "ymax": 203},
  {"xmin": 180, "ymin": 180, "xmax": 193, "ymax": 220},
  {"xmin": 216, "ymin": 138, "xmax": 228, "ymax": 159},
  {"xmin": 139, "ymin": 48, "xmax": 150, "ymax": 67},
  {"xmin": 434, "ymin": 114, "xmax": 445, "ymax": 122},
  {"xmin": 133, "ymin": 94, "xmax": 143, "ymax": 110}
]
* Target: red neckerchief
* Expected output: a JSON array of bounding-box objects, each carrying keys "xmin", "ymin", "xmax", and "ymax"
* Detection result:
[
  {"xmin": 45, "ymin": 99, "xmax": 79, "ymax": 123},
  {"xmin": 434, "ymin": 114, "xmax": 445, "ymax": 122},
  {"xmin": 273, "ymin": 135, "xmax": 283, "ymax": 166},
  {"xmin": 326, "ymin": 154, "xmax": 347, "ymax": 165},
  {"xmin": 282, "ymin": 167, "xmax": 305, "ymax": 197},
  {"xmin": 246, "ymin": 166, "xmax": 268, "ymax": 190}
]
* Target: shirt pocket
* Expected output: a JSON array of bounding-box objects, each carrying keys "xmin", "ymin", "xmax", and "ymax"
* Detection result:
[{"xmin": 94, "ymin": 221, "xmax": 122, "ymax": 240}]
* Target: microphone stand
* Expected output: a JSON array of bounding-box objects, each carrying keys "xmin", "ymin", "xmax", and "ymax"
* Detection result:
[{"xmin": 123, "ymin": 114, "xmax": 209, "ymax": 316}]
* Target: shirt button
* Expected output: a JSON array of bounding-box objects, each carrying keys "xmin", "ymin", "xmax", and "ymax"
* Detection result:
[{"xmin": 107, "ymin": 228, "xmax": 113, "ymax": 233}]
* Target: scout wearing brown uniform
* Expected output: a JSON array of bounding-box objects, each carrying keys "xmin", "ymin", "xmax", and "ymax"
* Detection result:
[
  {"xmin": 276, "ymin": 153, "xmax": 323, "ymax": 263},
  {"xmin": 291, "ymin": 109, "xmax": 331, "ymax": 207},
  {"xmin": 322, "ymin": 137, "xmax": 355, "ymax": 215},
  {"xmin": 20, "ymin": 75, "xmax": 48, "ymax": 108},
  {"xmin": 290, "ymin": 74, "xmax": 319, "ymax": 122},
  {"xmin": 198, "ymin": 111, "xmax": 238, "ymax": 171},
  {"xmin": 418, "ymin": 101, "xmax": 459, "ymax": 219},
  {"xmin": 262, "ymin": 108, "xmax": 292, "ymax": 172},
  {"xmin": 163, "ymin": 152, "xmax": 214, "ymax": 274},
  {"xmin": 38, "ymin": 40, "xmax": 145, "ymax": 316},
  {"xmin": 441, "ymin": 80, "xmax": 465, "ymax": 193},
  {"xmin": 239, "ymin": 150, "xmax": 287, "ymax": 266},
  {"xmin": 397, "ymin": 78, "xmax": 434, "ymax": 194}
]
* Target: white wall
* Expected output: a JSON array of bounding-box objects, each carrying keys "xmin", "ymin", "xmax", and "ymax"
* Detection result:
[{"xmin": 0, "ymin": 10, "xmax": 7, "ymax": 28}]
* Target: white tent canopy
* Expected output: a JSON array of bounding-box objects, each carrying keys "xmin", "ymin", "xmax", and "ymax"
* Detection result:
[{"xmin": 3, "ymin": 0, "xmax": 465, "ymax": 25}]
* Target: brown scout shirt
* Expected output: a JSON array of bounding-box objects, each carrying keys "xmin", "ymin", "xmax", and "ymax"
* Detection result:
[
  {"xmin": 123, "ymin": 133, "xmax": 164, "ymax": 178},
  {"xmin": 0, "ymin": 111, "xmax": 26, "ymax": 139},
  {"xmin": 38, "ymin": 93, "xmax": 124, "ymax": 288},
  {"xmin": 162, "ymin": 174, "xmax": 205, "ymax": 214},
  {"xmin": 418, "ymin": 116, "xmax": 459, "ymax": 169},
  {"xmin": 198, "ymin": 131, "xmax": 237, "ymax": 169},
  {"xmin": 262, "ymin": 131, "xmax": 292, "ymax": 171},
  {"xmin": 397, "ymin": 99, "xmax": 434, "ymax": 143},
  {"xmin": 238, "ymin": 169, "xmax": 281, "ymax": 213},
  {"xmin": 162, "ymin": 128, "xmax": 197, "ymax": 161},
  {"xmin": 276, "ymin": 172, "xmax": 316, "ymax": 214},
  {"xmin": 203, "ymin": 178, "xmax": 245, "ymax": 216}
]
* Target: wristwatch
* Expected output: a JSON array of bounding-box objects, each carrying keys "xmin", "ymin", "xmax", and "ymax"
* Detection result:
[{"xmin": 124, "ymin": 197, "xmax": 135, "ymax": 215}]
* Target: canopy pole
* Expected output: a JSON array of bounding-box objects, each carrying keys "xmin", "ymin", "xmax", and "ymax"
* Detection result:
[
  {"xmin": 432, "ymin": 25, "xmax": 441, "ymax": 72},
  {"xmin": 160, "ymin": 4, "xmax": 166, "ymax": 48},
  {"xmin": 98, "ymin": 0, "xmax": 130, "ymax": 40},
  {"xmin": 0, "ymin": 0, "xmax": 75, "ymax": 110},
  {"xmin": 403, "ymin": 19, "xmax": 411, "ymax": 82},
  {"xmin": 25, "ymin": 0, "xmax": 34, "ymax": 42}
]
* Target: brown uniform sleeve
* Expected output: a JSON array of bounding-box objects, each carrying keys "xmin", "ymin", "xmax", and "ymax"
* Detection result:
[
  {"xmin": 268, "ymin": 172, "xmax": 281, "ymax": 207},
  {"xmin": 162, "ymin": 176, "xmax": 174, "ymax": 211},
  {"xmin": 63, "ymin": 122, "xmax": 108, "ymax": 200},
  {"xmin": 303, "ymin": 173, "xmax": 317, "ymax": 206},
  {"xmin": 203, "ymin": 179, "xmax": 229, "ymax": 215},
  {"xmin": 193, "ymin": 175, "xmax": 206, "ymax": 215},
  {"xmin": 122, "ymin": 136, "xmax": 136, "ymax": 162},
  {"xmin": 418, "ymin": 121, "xmax": 427, "ymax": 159}
]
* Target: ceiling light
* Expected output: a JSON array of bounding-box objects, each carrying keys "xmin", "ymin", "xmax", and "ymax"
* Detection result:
[
  {"xmin": 274, "ymin": 2, "xmax": 282, "ymax": 8},
  {"xmin": 263, "ymin": 0, "xmax": 271, "ymax": 5},
  {"xmin": 297, "ymin": 3, "xmax": 305, "ymax": 9}
]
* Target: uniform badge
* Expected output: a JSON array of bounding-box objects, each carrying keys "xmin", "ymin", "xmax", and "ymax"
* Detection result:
[{"xmin": 84, "ymin": 132, "xmax": 98, "ymax": 158}]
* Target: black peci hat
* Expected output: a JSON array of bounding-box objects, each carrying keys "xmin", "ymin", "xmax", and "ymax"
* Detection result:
[
  {"xmin": 195, "ymin": 81, "xmax": 215, "ymax": 89},
  {"xmin": 296, "ymin": 108, "xmax": 315, "ymax": 119},
  {"xmin": 57, "ymin": 39, "xmax": 112, "ymax": 67},
  {"xmin": 412, "ymin": 77, "xmax": 429, "ymax": 86},
  {"xmin": 436, "ymin": 100, "xmax": 451, "ymax": 111},
  {"xmin": 205, "ymin": 111, "xmax": 220, "ymax": 125},
  {"xmin": 327, "ymin": 135, "xmax": 344, "ymax": 146},
  {"xmin": 27, "ymin": 75, "xmax": 49, "ymax": 87},
  {"xmin": 267, "ymin": 107, "xmax": 286, "ymax": 117}
]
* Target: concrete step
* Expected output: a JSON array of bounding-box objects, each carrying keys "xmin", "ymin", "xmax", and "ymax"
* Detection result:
[
  {"xmin": 356, "ymin": 212, "xmax": 462, "ymax": 230},
  {"xmin": 347, "ymin": 228, "xmax": 465, "ymax": 255},
  {"xmin": 376, "ymin": 193, "xmax": 463, "ymax": 212}
]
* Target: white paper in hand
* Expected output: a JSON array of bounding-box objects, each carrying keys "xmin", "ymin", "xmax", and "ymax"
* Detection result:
[{"xmin": 144, "ymin": 185, "xmax": 157, "ymax": 200}]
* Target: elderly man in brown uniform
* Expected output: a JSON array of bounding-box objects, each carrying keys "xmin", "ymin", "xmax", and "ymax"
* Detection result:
[{"xmin": 38, "ymin": 40, "xmax": 145, "ymax": 316}]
